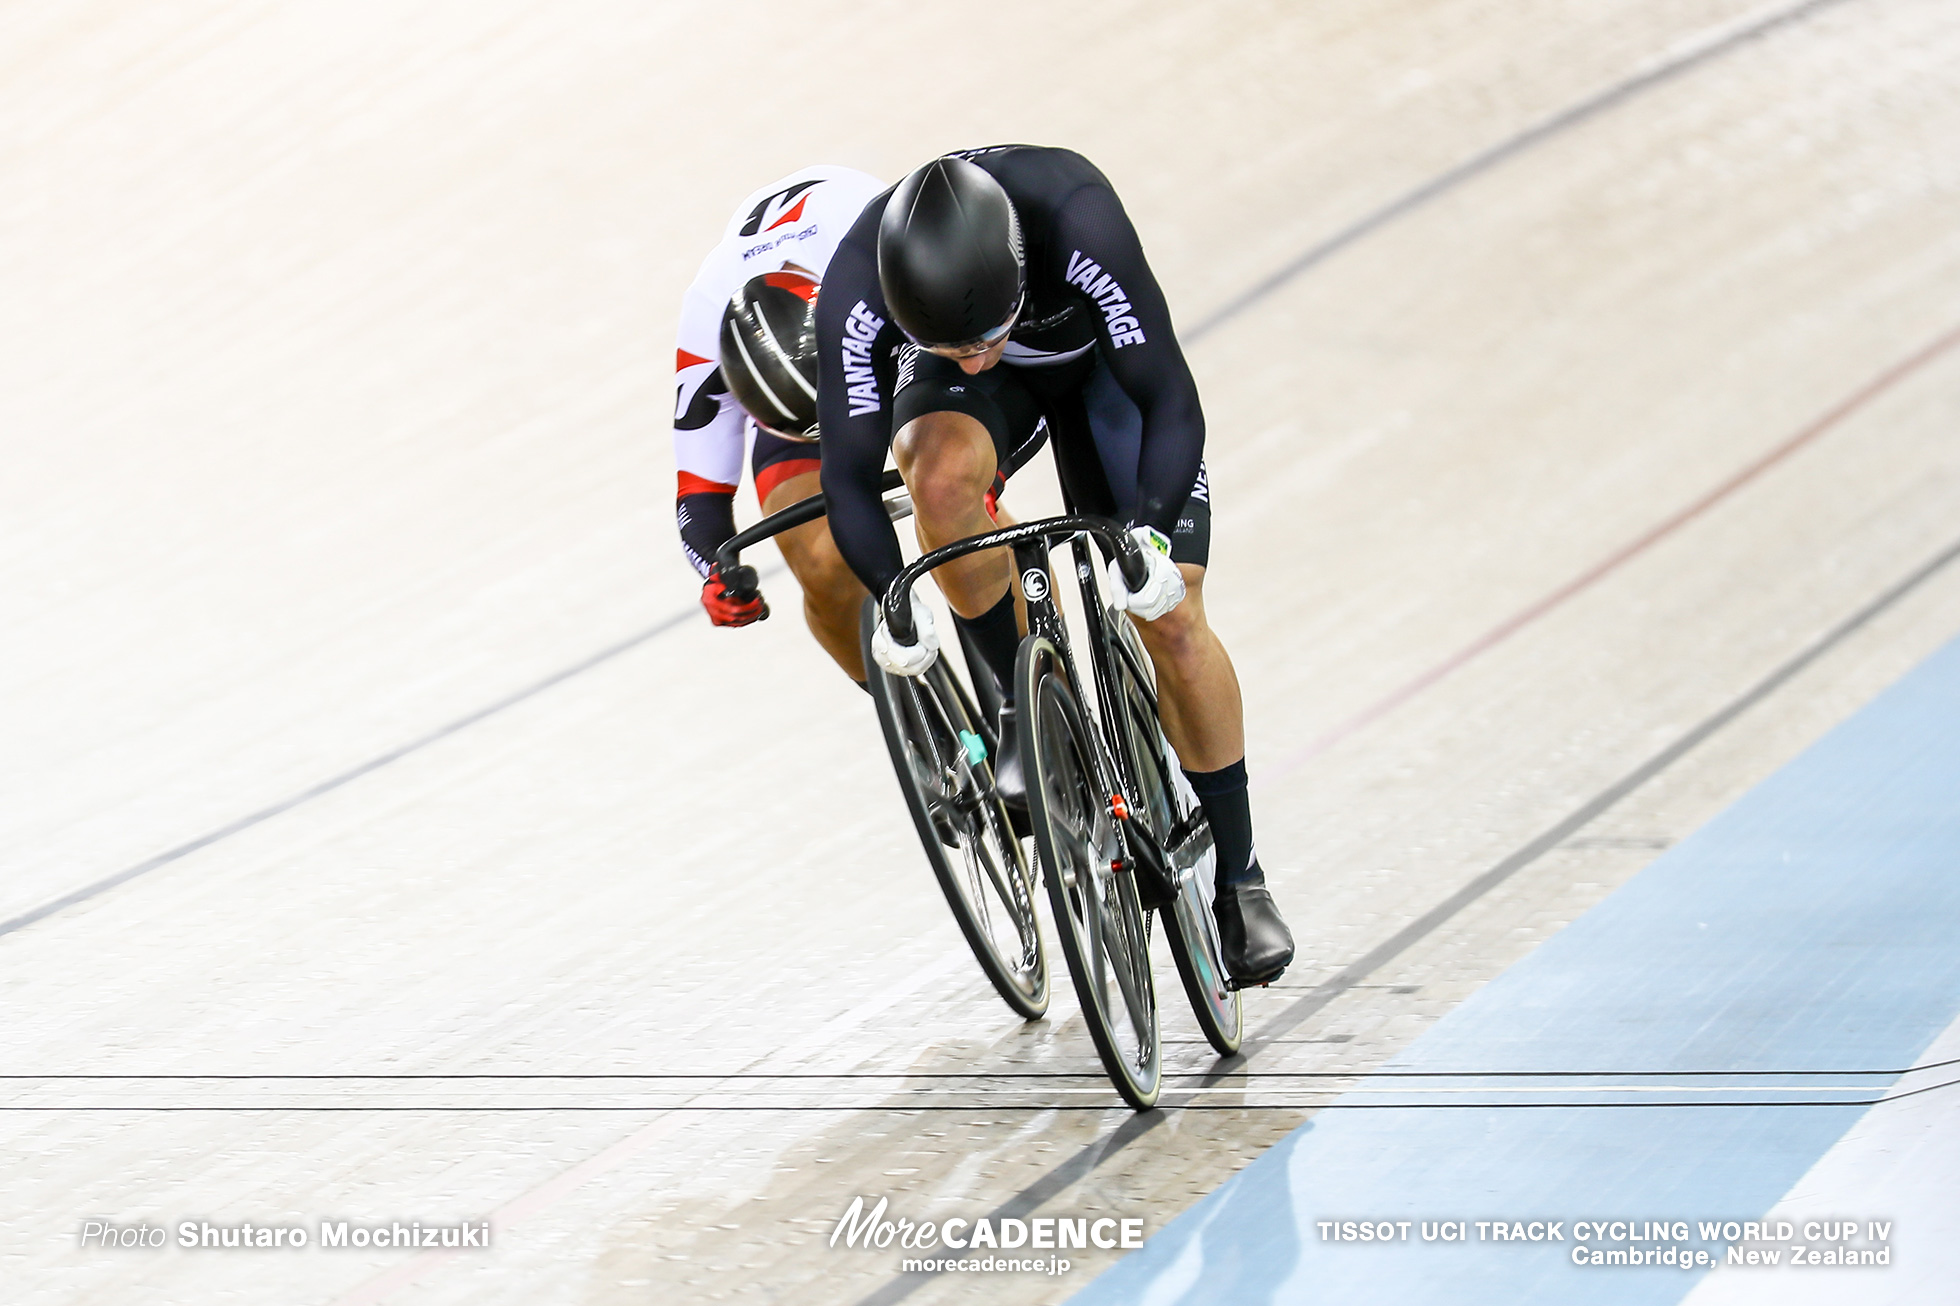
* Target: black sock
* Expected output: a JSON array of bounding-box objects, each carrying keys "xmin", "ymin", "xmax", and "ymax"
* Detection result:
[
  {"xmin": 953, "ymin": 589, "xmax": 1020, "ymax": 708},
  {"xmin": 1183, "ymin": 759, "xmax": 1261, "ymax": 888}
]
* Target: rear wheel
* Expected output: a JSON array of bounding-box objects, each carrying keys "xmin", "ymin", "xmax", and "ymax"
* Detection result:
[
  {"xmin": 1108, "ymin": 616, "xmax": 1241, "ymax": 1056},
  {"xmin": 863, "ymin": 600, "xmax": 1047, "ymax": 1020},
  {"xmin": 1019, "ymin": 634, "xmax": 1160, "ymax": 1109}
]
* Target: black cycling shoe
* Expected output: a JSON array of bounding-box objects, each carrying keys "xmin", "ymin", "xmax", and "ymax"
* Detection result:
[{"xmin": 1215, "ymin": 879, "xmax": 1295, "ymax": 988}]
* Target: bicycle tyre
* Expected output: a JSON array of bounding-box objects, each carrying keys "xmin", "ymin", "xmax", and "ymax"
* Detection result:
[
  {"xmin": 1018, "ymin": 633, "xmax": 1160, "ymax": 1109},
  {"xmin": 862, "ymin": 600, "xmax": 1048, "ymax": 1020},
  {"xmin": 1107, "ymin": 616, "xmax": 1242, "ymax": 1056}
]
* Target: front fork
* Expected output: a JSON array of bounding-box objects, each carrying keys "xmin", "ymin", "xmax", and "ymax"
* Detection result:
[{"xmin": 1011, "ymin": 536, "xmax": 1178, "ymax": 909}]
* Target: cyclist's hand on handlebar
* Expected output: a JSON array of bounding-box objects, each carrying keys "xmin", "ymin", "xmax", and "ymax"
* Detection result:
[
  {"xmin": 702, "ymin": 568, "xmax": 769, "ymax": 628},
  {"xmin": 871, "ymin": 590, "xmax": 940, "ymax": 677},
  {"xmin": 1108, "ymin": 525, "xmax": 1186, "ymax": 622}
]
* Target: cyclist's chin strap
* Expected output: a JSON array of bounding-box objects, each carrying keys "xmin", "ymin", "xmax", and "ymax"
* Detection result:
[{"xmin": 954, "ymin": 589, "xmax": 1021, "ymax": 706}]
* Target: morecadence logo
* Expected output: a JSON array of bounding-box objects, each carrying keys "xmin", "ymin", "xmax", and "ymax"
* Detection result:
[{"xmin": 829, "ymin": 1194, "xmax": 1140, "ymax": 1277}]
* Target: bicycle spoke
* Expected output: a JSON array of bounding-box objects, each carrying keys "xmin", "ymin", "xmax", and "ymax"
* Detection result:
[
  {"xmin": 1085, "ymin": 867, "xmax": 1110, "ymax": 1012},
  {"xmin": 1114, "ymin": 908, "xmax": 1155, "ymax": 1048},
  {"xmin": 1107, "ymin": 617, "xmax": 1240, "ymax": 1056},
  {"xmin": 961, "ymin": 842, "xmax": 997, "ymax": 936},
  {"xmin": 1096, "ymin": 884, "xmax": 1147, "ymax": 1037},
  {"xmin": 1050, "ymin": 808, "xmax": 1093, "ymax": 849},
  {"xmin": 1024, "ymin": 632, "xmax": 1160, "ymax": 1109},
  {"xmin": 867, "ymin": 598, "xmax": 1047, "ymax": 1022},
  {"xmin": 976, "ymin": 814, "xmax": 1037, "ymax": 951}
]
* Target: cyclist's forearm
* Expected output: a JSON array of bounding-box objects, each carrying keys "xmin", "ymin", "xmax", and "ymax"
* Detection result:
[
  {"xmin": 820, "ymin": 456, "xmax": 906, "ymax": 595},
  {"xmin": 674, "ymin": 479, "xmax": 738, "ymax": 579},
  {"xmin": 1133, "ymin": 389, "xmax": 1205, "ymax": 537}
]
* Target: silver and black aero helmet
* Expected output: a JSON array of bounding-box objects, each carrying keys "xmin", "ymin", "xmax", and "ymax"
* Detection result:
[
  {"xmin": 877, "ymin": 156, "xmax": 1025, "ymax": 351},
  {"xmin": 718, "ymin": 270, "xmax": 821, "ymax": 441}
]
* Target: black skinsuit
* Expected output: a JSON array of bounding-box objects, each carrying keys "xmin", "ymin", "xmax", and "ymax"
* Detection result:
[{"xmin": 814, "ymin": 145, "xmax": 1208, "ymax": 597}]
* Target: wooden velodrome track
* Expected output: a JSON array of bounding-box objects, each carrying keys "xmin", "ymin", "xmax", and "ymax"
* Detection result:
[{"xmin": 4, "ymin": 1, "xmax": 1958, "ymax": 1301}]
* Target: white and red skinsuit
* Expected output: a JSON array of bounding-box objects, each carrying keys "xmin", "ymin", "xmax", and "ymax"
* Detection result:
[{"xmin": 672, "ymin": 164, "xmax": 884, "ymax": 578}]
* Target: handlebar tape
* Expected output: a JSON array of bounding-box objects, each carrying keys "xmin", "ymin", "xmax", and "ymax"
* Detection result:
[{"xmin": 1116, "ymin": 535, "xmax": 1150, "ymax": 592}]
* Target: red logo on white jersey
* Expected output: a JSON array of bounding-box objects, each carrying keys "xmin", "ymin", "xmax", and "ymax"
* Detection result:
[
  {"xmin": 739, "ymin": 180, "xmax": 823, "ymax": 238},
  {"xmin": 764, "ymin": 195, "xmax": 810, "ymax": 232}
]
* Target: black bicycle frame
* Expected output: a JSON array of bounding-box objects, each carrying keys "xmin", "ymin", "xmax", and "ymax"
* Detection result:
[{"xmin": 880, "ymin": 517, "xmax": 1177, "ymax": 899}]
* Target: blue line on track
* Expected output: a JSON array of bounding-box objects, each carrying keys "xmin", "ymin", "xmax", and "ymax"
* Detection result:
[{"xmin": 1070, "ymin": 634, "xmax": 1960, "ymax": 1305}]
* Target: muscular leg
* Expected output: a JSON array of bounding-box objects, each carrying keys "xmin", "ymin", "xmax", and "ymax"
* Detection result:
[
  {"xmin": 891, "ymin": 410, "xmax": 1010, "ymax": 620},
  {"xmin": 890, "ymin": 408, "xmax": 1031, "ymax": 810},
  {"xmin": 1133, "ymin": 562, "xmax": 1291, "ymax": 980},
  {"xmin": 1128, "ymin": 564, "xmax": 1244, "ymax": 773},
  {"xmin": 761, "ymin": 470, "xmax": 869, "ymax": 682}
]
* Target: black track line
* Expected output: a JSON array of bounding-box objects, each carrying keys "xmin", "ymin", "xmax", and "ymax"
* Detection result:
[
  {"xmin": 9, "ymin": 1055, "xmax": 1954, "ymax": 1080},
  {"xmin": 1181, "ymin": 0, "xmax": 1853, "ymax": 344},
  {"xmin": 857, "ymin": 525, "xmax": 1960, "ymax": 1305},
  {"xmin": 857, "ymin": 1110, "xmax": 1167, "ymax": 1306},
  {"xmin": 0, "ymin": 0, "xmax": 1857, "ymax": 946},
  {"xmin": 0, "ymin": 570, "xmax": 777, "ymax": 942},
  {"xmin": 857, "ymin": 3, "xmax": 1894, "ymax": 1298},
  {"xmin": 1238, "ymin": 532, "xmax": 1960, "ymax": 1056},
  {"xmin": 4, "ymin": 1094, "xmax": 1941, "ymax": 1113}
]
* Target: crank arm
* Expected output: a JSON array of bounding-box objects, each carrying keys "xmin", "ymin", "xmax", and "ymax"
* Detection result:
[
  {"xmin": 1113, "ymin": 814, "xmax": 1179, "ymax": 908},
  {"xmin": 1166, "ymin": 817, "xmax": 1214, "ymax": 885}
]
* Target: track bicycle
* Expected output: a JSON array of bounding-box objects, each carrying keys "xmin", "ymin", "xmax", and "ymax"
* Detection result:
[
  {"xmin": 877, "ymin": 515, "xmax": 1242, "ymax": 1110},
  {"xmin": 715, "ymin": 476, "xmax": 1048, "ymax": 1021}
]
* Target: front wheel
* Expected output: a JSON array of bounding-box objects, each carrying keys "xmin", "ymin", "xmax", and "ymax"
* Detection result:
[
  {"xmin": 1019, "ymin": 634, "xmax": 1160, "ymax": 1110},
  {"xmin": 863, "ymin": 600, "xmax": 1048, "ymax": 1021}
]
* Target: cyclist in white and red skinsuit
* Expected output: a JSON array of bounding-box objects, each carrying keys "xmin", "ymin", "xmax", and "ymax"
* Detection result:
[{"xmin": 673, "ymin": 164, "xmax": 885, "ymax": 683}]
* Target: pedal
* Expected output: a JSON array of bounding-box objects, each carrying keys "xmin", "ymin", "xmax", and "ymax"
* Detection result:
[{"xmin": 1225, "ymin": 965, "xmax": 1288, "ymax": 992}]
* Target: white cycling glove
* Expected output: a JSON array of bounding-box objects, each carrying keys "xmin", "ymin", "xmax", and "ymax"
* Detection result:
[
  {"xmin": 1108, "ymin": 525, "xmax": 1186, "ymax": 622},
  {"xmin": 871, "ymin": 589, "xmax": 940, "ymax": 677}
]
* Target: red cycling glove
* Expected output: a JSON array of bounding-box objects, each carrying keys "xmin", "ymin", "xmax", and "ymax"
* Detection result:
[{"xmin": 701, "ymin": 568, "xmax": 769, "ymax": 627}]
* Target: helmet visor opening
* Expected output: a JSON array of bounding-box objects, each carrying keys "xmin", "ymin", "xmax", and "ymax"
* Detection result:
[{"xmin": 911, "ymin": 290, "xmax": 1024, "ymax": 359}]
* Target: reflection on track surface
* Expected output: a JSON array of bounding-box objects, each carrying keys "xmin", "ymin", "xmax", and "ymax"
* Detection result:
[
  {"xmin": 9, "ymin": 1062, "xmax": 1960, "ymax": 1111},
  {"xmin": 6, "ymin": 0, "xmax": 1960, "ymax": 1303}
]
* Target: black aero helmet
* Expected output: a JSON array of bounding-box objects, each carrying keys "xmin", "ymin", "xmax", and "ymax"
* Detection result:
[
  {"xmin": 718, "ymin": 270, "xmax": 822, "ymax": 440},
  {"xmin": 878, "ymin": 156, "xmax": 1025, "ymax": 352}
]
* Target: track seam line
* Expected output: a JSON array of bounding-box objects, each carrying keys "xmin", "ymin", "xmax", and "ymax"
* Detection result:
[
  {"xmin": 0, "ymin": 565, "xmax": 779, "ymax": 942},
  {"xmin": 6, "ymin": 2, "xmax": 1918, "ymax": 1299},
  {"xmin": 843, "ymin": 524, "xmax": 1960, "ymax": 1303},
  {"xmin": 12, "ymin": 1055, "xmax": 1949, "ymax": 1080},
  {"xmin": 0, "ymin": 1098, "xmax": 1933, "ymax": 1113},
  {"xmin": 1183, "ymin": 0, "xmax": 1855, "ymax": 344},
  {"xmin": 851, "ymin": 525, "xmax": 1960, "ymax": 1289},
  {"xmin": 318, "ymin": 943, "xmax": 964, "ymax": 1306},
  {"xmin": 0, "ymin": 0, "xmax": 1869, "ymax": 945},
  {"xmin": 853, "ymin": 314, "xmax": 1960, "ymax": 1300},
  {"xmin": 1262, "ymin": 319, "xmax": 1960, "ymax": 783}
]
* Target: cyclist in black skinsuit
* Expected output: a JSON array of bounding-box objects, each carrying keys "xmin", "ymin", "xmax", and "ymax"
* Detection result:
[{"xmin": 815, "ymin": 146, "xmax": 1293, "ymax": 985}]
